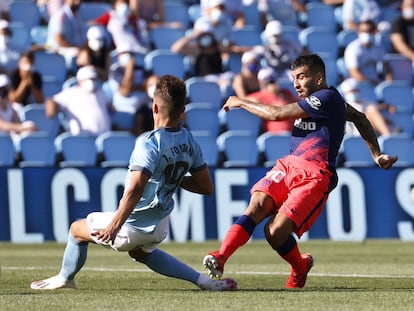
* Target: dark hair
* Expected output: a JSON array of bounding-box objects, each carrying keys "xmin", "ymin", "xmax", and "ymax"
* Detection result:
[
  {"xmin": 154, "ymin": 75, "xmax": 186, "ymax": 119},
  {"xmin": 291, "ymin": 54, "xmax": 326, "ymax": 79},
  {"xmin": 21, "ymin": 50, "xmax": 35, "ymax": 63}
]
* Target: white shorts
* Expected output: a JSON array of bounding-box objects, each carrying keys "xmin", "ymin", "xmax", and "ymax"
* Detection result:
[{"xmin": 86, "ymin": 212, "xmax": 169, "ymax": 253}]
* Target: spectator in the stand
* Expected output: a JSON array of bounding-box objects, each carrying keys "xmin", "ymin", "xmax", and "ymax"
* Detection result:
[
  {"xmin": 107, "ymin": 42, "xmax": 148, "ymax": 115},
  {"xmin": 0, "ymin": 0, "xmax": 10, "ymax": 21},
  {"xmin": 258, "ymin": 0, "xmax": 306, "ymax": 28},
  {"xmin": 232, "ymin": 51, "xmax": 261, "ymax": 98},
  {"xmin": 257, "ymin": 20, "xmax": 302, "ymax": 80},
  {"xmin": 130, "ymin": 0, "xmax": 184, "ymax": 30},
  {"xmin": 390, "ymin": 0, "xmax": 414, "ymax": 62},
  {"xmin": 340, "ymin": 78, "xmax": 397, "ymax": 136},
  {"xmin": 171, "ymin": 19, "xmax": 250, "ymax": 95},
  {"xmin": 247, "ymin": 67, "xmax": 297, "ymax": 134},
  {"xmin": 77, "ymin": 25, "xmax": 111, "ymax": 81},
  {"xmin": 45, "ymin": 66, "xmax": 112, "ymax": 136},
  {"xmin": 95, "ymin": 0, "xmax": 149, "ymax": 53},
  {"xmin": 342, "ymin": 0, "xmax": 388, "ymax": 31},
  {"xmin": 0, "ymin": 20, "xmax": 20, "ymax": 73},
  {"xmin": 46, "ymin": 0, "xmax": 85, "ymax": 71},
  {"xmin": 37, "ymin": 0, "xmax": 64, "ymax": 25},
  {"xmin": 344, "ymin": 20, "xmax": 393, "ymax": 86},
  {"xmin": 201, "ymin": 0, "xmax": 245, "ymax": 28},
  {"xmin": 0, "ymin": 73, "xmax": 37, "ymax": 138},
  {"xmin": 132, "ymin": 74, "xmax": 158, "ymax": 136},
  {"xmin": 9, "ymin": 51, "xmax": 44, "ymax": 111}
]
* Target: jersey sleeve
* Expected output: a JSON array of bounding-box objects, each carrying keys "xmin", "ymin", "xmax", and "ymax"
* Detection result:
[{"xmin": 128, "ymin": 134, "xmax": 158, "ymax": 176}]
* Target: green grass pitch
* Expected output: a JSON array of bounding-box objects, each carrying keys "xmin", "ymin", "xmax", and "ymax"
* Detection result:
[{"xmin": 1, "ymin": 240, "xmax": 414, "ymax": 310}]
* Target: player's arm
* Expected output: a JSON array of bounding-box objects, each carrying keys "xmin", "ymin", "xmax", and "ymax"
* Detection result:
[
  {"xmin": 91, "ymin": 170, "xmax": 150, "ymax": 243},
  {"xmin": 180, "ymin": 166, "xmax": 213, "ymax": 195},
  {"xmin": 223, "ymin": 95, "xmax": 308, "ymax": 121},
  {"xmin": 346, "ymin": 103, "xmax": 397, "ymax": 169}
]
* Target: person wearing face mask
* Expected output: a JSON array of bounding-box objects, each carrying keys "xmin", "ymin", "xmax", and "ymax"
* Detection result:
[
  {"xmin": 46, "ymin": 0, "xmax": 85, "ymax": 72},
  {"xmin": 0, "ymin": 19, "xmax": 20, "ymax": 73},
  {"xmin": 344, "ymin": 19, "xmax": 393, "ymax": 86},
  {"xmin": 77, "ymin": 26, "xmax": 111, "ymax": 81},
  {"xmin": 171, "ymin": 19, "xmax": 249, "ymax": 97},
  {"xmin": 45, "ymin": 66, "xmax": 113, "ymax": 136},
  {"xmin": 390, "ymin": 0, "xmax": 414, "ymax": 62},
  {"xmin": 340, "ymin": 78, "xmax": 397, "ymax": 137},
  {"xmin": 201, "ymin": 0, "xmax": 245, "ymax": 28},
  {"xmin": 0, "ymin": 73, "xmax": 37, "ymax": 140},
  {"xmin": 232, "ymin": 51, "xmax": 261, "ymax": 98},
  {"xmin": 9, "ymin": 51, "xmax": 44, "ymax": 113},
  {"xmin": 94, "ymin": 0, "xmax": 149, "ymax": 54},
  {"xmin": 256, "ymin": 20, "xmax": 302, "ymax": 80}
]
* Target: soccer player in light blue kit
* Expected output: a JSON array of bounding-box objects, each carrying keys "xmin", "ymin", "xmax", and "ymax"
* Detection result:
[{"xmin": 31, "ymin": 75, "xmax": 237, "ymax": 291}]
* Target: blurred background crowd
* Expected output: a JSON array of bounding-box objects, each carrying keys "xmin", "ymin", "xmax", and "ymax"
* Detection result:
[{"xmin": 0, "ymin": 0, "xmax": 413, "ymax": 168}]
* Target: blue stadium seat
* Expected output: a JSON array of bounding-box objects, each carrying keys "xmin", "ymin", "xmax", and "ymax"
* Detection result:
[
  {"xmin": 21, "ymin": 104, "xmax": 61, "ymax": 137},
  {"xmin": 224, "ymin": 53, "xmax": 242, "ymax": 73},
  {"xmin": 256, "ymin": 131, "xmax": 291, "ymax": 167},
  {"xmin": 33, "ymin": 50, "xmax": 67, "ymax": 83},
  {"xmin": 185, "ymin": 102, "xmax": 221, "ymax": 137},
  {"xmin": 17, "ymin": 132, "xmax": 56, "ymax": 167},
  {"xmin": 319, "ymin": 53, "xmax": 339, "ymax": 86},
  {"xmin": 9, "ymin": 23, "xmax": 31, "ymax": 52},
  {"xmin": 9, "ymin": 1, "xmax": 40, "ymax": 31},
  {"xmin": 299, "ymin": 27, "xmax": 339, "ymax": 58},
  {"xmin": 185, "ymin": 77, "xmax": 223, "ymax": 109},
  {"xmin": 191, "ymin": 131, "xmax": 219, "ymax": 167},
  {"xmin": 79, "ymin": 2, "xmax": 111, "ymax": 21},
  {"xmin": 217, "ymin": 130, "xmax": 260, "ymax": 167},
  {"xmin": 55, "ymin": 132, "xmax": 97, "ymax": 167},
  {"xmin": 0, "ymin": 133, "xmax": 16, "ymax": 166},
  {"xmin": 378, "ymin": 134, "xmax": 414, "ymax": 167},
  {"xmin": 342, "ymin": 135, "xmax": 375, "ymax": 167},
  {"xmin": 218, "ymin": 108, "xmax": 262, "ymax": 136},
  {"xmin": 304, "ymin": 3, "xmax": 336, "ymax": 28},
  {"xmin": 144, "ymin": 49, "xmax": 185, "ymax": 79},
  {"xmin": 164, "ymin": 2, "xmax": 191, "ymax": 29},
  {"xmin": 149, "ymin": 26, "xmax": 185, "ymax": 49},
  {"xmin": 111, "ymin": 110, "xmax": 136, "ymax": 132},
  {"xmin": 383, "ymin": 112, "xmax": 414, "ymax": 137},
  {"xmin": 96, "ymin": 131, "xmax": 136, "ymax": 167},
  {"xmin": 375, "ymin": 81, "xmax": 414, "ymax": 113},
  {"xmin": 243, "ymin": 3, "xmax": 261, "ymax": 28},
  {"xmin": 383, "ymin": 54, "xmax": 413, "ymax": 83},
  {"xmin": 231, "ymin": 26, "xmax": 263, "ymax": 47}
]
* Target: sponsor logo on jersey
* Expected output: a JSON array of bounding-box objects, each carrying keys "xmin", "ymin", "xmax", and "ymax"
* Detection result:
[{"xmin": 306, "ymin": 95, "xmax": 321, "ymax": 110}]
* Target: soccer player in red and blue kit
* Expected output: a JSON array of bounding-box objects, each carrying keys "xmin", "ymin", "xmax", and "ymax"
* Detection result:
[{"xmin": 203, "ymin": 54, "xmax": 398, "ymax": 289}]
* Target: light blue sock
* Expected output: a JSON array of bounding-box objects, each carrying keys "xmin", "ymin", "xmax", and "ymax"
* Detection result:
[
  {"xmin": 59, "ymin": 232, "xmax": 88, "ymax": 281},
  {"xmin": 142, "ymin": 248, "xmax": 200, "ymax": 285}
]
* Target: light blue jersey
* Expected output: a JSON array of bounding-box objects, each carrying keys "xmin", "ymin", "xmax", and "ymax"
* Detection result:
[{"xmin": 124, "ymin": 126, "xmax": 206, "ymax": 233}]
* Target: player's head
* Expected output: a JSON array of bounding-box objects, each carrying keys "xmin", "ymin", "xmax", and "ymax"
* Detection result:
[
  {"xmin": 291, "ymin": 54, "xmax": 327, "ymax": 99},
  {"xmin": 153, "ymin": 75, "xmax": 186, "ymax": 120}
]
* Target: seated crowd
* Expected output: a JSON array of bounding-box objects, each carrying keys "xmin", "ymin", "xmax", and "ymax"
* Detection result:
[{"xmin": 0, "ymin": 0, "xmax": 412, "ymax": 168}]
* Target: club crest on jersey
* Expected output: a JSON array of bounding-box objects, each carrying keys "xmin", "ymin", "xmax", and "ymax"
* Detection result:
[{"xmin": 306, "ymin": 95, "xmax": 321, "ymax": 110}]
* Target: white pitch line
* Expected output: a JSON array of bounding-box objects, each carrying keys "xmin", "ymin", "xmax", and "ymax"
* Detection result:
[{"xmin": 3, "ymin": 266, "xmax": 414, "ymax": 279}]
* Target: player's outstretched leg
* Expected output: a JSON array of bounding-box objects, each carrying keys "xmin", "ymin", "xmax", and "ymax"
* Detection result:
[
  {"xmin": 136, "ymin": 248, "xmax": 237, "ymax": 291},
  {"xmin": 203, "ymin": 215, "xmax": 256, "ymax": 279},
  {"xmin": 30, "ymin": 231, "xmax": 88, "ymax": 290}
]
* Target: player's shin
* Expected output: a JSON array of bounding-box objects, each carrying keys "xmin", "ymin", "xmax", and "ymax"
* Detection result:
[
  {"xmin": 219, "ymin": 215, "xmax": 256, "ymax": 261},
  {"xmin": 59, "ymin": 232, "xmax": 89, "ymax": 281}
]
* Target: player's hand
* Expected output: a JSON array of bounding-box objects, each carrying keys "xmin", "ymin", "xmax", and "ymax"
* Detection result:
[
  {"xmin": 223, "ymin": 96, "xmax": 242, "ymax": 112},
  {"xmin": 375, "ymin": 154, "xmax": 398, "ymax": 169},
  {"xmin": 91, "ymin": 228, "xmax": 118, "ymax": 245}
]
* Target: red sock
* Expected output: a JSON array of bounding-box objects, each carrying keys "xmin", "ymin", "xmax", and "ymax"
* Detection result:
[
  {"xmin": 219, "ymin": 223, "xmax": 251, "ymax": 261},
  {"xmin": 280, "ymin": 243, "xmax": 305, "ymax": 273}
]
